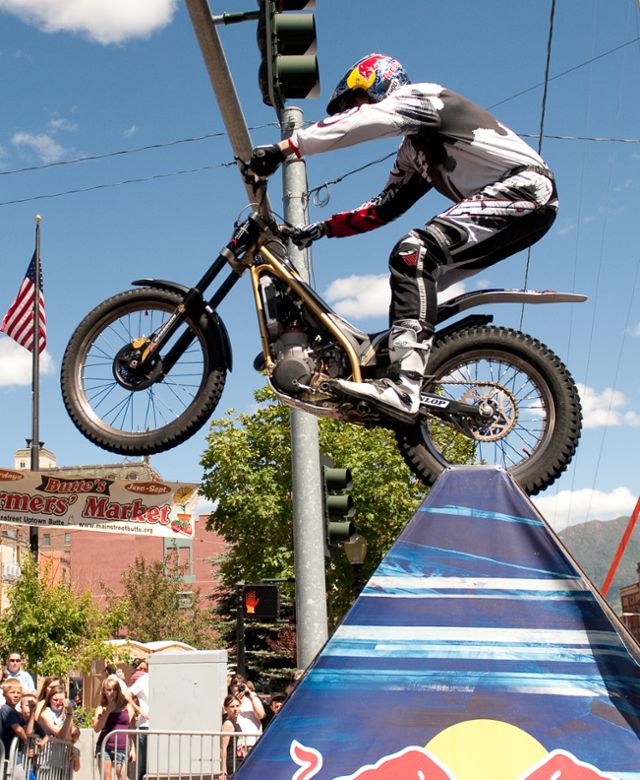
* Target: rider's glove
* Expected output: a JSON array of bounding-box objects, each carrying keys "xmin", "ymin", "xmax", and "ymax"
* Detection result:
[
  {"xmin": 247, "ymin": 144, "xmax": 285, "ymax": 178},
  {"xmin": 290, "ymin": 222, "xmax": 327, "ymax": 249}
]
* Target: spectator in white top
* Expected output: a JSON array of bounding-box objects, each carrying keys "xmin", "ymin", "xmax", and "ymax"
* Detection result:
[
  {"xmin": 5, "ymin": 654, "xmax": 35, "ymax": 693},
  {"xmin": 128, "ymin": 660, "xmax": 149, "ymax": 780},
  {"xmin": 228, "ymin": 675, "xmax": 264, "ymax": 749}
]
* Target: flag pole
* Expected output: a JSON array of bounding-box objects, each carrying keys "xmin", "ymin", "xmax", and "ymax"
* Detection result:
[{"xmin": 29, "ymin": 214, "xmax": 42, "ymax": 559}]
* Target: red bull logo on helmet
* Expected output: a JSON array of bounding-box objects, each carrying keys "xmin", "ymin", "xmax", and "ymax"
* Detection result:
[
  {"xmin": 346, "ymin": 54, "xmax": 402, "ymax": 93},
  {"xmin": 289, "ymin": 741, "xmax": 620, "ymax": 780}
]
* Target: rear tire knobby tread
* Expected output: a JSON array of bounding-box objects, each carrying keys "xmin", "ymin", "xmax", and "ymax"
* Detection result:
[
  {"xmin": 60, "ymin": 288, "xmax": 227, "ymax": 455},
  {"xmin": 396, "ymin": 325, "xmax": 582, "ymax": 495}
]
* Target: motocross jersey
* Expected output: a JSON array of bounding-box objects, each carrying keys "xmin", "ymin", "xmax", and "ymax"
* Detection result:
[{"xmin": 289, "ymin": 83, "xmax": 551, "ymax": 238}]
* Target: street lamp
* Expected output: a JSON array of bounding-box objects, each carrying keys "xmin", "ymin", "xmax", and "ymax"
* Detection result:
[{"xmin": 343, "ymin": 534, "xmax": 368, "ymax": 597}]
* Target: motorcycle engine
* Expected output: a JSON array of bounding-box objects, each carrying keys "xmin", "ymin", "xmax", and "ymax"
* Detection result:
[{"xmin": 272, "ymin": 330, "xmax": 315, "ymax": 394}]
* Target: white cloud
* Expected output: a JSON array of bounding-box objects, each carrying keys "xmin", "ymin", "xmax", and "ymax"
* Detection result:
[
  {"xmin": 11, "ymin": 131, "xmax": 66, "ymax": 163},
  {"xmin": 0, "ymin": 338, "xmax": 55, "ymax": 386},
  {"xmin": 122, "ymin": 125, "xmax": 138, "ymax": 138},
  {"xmin": 632, "ymin": 323, "xmax": 640, "ymax": 337},
  {"xmin": 324, "ymin": 274, "xmax": 389, "ymax": 320},
  {"xmin": 533, "ymin": 486, "xmax": 637, "ymax": 530},
  {"xmin": 578, "ymin": 384, "xmax": 640, "ymax": 429},
  {"xmin": 0, "ymin": 0, "xmax": 178, "ymax": 45},
  {"xmin": 48, "ymin": 117, "xmax": 78, "ymax": 133},
  {"xmin": 324, "ymin": 274, "xmax": 467, "ymax": 321}
]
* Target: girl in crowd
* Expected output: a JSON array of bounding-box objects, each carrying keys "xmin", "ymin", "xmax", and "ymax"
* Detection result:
[
  {"xmin": 227, "ymin": 675, "xmax": 264, "ymax": 749},
  {"xmin": 92, "ymin": 678, "xmax": 136, "ymax": 780},
  {"xmin": 220, "ymin": 695, "xmax": 245, "ymax": 779},
  {"xmin": 37, "ymin": 685, "xmax": 74, "ymax": 741}
]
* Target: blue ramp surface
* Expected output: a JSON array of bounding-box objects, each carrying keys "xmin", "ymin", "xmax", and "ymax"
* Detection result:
[{"xmin": 237, "ymin": 466, "xmax": 640, "ymax": 780}]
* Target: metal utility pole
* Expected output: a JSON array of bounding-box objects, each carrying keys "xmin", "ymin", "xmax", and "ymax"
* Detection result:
[
  {"xmin": 281, "ymin": 106, "xmax": 329, "ymax": 668},
  {"xmin": 186, "ymin": 1, "xmax": 328, "ymax": 669}
]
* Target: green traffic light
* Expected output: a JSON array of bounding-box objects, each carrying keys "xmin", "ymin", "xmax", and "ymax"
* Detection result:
[{"xmin": 256, "ymin": 0, "xmax": 319, "ymax": 108}]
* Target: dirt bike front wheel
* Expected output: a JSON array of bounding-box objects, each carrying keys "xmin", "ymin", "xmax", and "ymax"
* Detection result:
[
  {"xmin": 61, "ymin": 287, "xmax": 227, "ymax": 455},
  {"xmin": 396, "ymin": 325, "xmax": 582, "ymax": 496}
]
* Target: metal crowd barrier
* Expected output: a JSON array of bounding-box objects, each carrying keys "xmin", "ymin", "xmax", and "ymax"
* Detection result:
[
  {"xmin": 1, "ymin": 728, "xmax": 261, "ymax": 780},
  {"xmin": 6, "ymin": 734, "xmax": 76, "ymax": 780},
  {"xmin": 97, "ymin": 729, "xmax": 263, "ymax": 780}
]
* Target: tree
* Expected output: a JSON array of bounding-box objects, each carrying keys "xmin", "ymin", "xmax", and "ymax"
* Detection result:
[
  {"xmin": 0, "ymin": 554, "xmax": 112, "ymax": 678},
  {"xmin": 115, "ymin": 549, "xmax": 215, "ymax": 648},
  {"xmin": 200, "ymin": 386, "xmax": 429, "ymax": 626}
]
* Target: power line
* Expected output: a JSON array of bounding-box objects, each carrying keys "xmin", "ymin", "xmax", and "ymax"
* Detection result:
[
  {"xmin": 1, "ymin": 35, "xmax": 636, "ymax": 185},
  {"xmin": 487, "ymin": 35, "xmax": 640, "ymax": 110},
  {"xmin": 3, "ymin": 127, "xmax": 639, "ymax": 210},
  {"xmin": 0, "ymin": 122, "xmax": 279, "ymax": 178},
  {"xmin": 520, "ymin": 0, "xmax": 557, "ymax": 314},
  {"xmin": 0, "ymin": 162, "xmax": 235, "ymax": 208}
]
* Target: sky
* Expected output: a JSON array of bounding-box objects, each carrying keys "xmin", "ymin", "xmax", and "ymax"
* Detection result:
[{"xmin": 0, "ymin": 0, "xmax": 639, "ymax": 531}]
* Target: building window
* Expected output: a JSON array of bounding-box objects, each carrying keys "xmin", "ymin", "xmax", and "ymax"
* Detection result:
[
  {"xmin": 64, "ymin": 533, "xmax": 71, "ymax": 546},
  {"xmin": 43, "ymin": 533, "xmax": 51, "ymax": 547}
]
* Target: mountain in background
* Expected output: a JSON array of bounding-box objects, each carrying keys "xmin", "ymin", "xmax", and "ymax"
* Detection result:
[{"xmin": 557, "ymin": 515, "xmax": 640, "ymax": 610}]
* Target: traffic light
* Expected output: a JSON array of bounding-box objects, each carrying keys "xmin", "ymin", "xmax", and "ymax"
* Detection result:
[
  {"xmin": 242, "ymin": 583, "xmax": 280, "ymax": 620},
  {"xmin": 323, "ymin": 466, "xmax": 355, "ymax": 552},
  {"xmin": 257, "ymin": 0, "xmax": 320, "ymax": 108}
]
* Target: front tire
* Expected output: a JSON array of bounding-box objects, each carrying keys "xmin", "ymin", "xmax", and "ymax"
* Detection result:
[
  {"xmin": 396, "ymin": 326, "xmax": 582, "ymax": 495},
  {"xmin": 61, "ymin": 288, "xmax": 227, "ymax": 455}
]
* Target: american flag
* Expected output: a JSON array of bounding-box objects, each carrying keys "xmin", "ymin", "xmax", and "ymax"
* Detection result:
[{"xmin": 1, "ymin": 251, "xmax": 47, "ymax": 353}]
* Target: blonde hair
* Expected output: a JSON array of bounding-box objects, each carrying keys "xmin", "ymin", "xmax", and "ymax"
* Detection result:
[
  {"xmin": 100, "ymin": 678, "xmax": 128, "ymax": 710},
  {"xmin": 2, "ymin": 679, "xmax": 22, "ymax": 695}
]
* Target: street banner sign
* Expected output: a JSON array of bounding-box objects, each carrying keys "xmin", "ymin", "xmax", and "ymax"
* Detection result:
[{"xmin": 0, "ymin": 468, "xmax": 198, "ymax": 538}]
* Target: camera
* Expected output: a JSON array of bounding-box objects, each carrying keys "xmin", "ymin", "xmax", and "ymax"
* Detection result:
[{"xmin": 238, "ymin": 684, "xmax": 246, "ymax": 692}]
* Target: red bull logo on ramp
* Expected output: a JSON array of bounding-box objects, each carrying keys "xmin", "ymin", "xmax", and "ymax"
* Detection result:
[{"xmin": 290, "ymin": 741, "xmax": 619, "ymax": 779}]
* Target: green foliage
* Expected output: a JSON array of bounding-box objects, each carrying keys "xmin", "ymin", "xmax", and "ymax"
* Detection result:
[
  {"xmin": 0, "ymin": 554, "xmax": 112, "ymax": 678},
  {"xmin": 72, "ymin": 706, "xmax": 95, "ymax": 729},
  {"xmin": 200, "ymin": 386, "xmax": 426, "ymax": 627},
  {"xmin": 113, "ymin": 549, "xmax": 216, "ymax": 649}
]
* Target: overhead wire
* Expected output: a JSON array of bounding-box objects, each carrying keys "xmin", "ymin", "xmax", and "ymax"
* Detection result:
[
  {"xmin": 0, "ymin": 34, "xmax": 637, "ymax": 209},
  {"xmin": 582, "ymin": 0, "xmax": 639, "ymax": 523},
  {"xmin": 518, "ymin": 0, "xmax": 556, "ymax": 330},
  {"xmin": 560, "ymin": 0, "xmax": 600, "ymax": 531}
]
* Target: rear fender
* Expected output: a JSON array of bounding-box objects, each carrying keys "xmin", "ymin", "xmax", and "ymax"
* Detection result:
[
  {"xmin": 436, "ymin": 288, "xmax": 587, "ymax": 325},
  {"xmin": 132, "ymin": 278, "xmax": 232, "ymax": 371}
]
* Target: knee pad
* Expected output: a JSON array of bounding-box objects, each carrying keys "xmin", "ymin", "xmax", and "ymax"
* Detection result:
[
  {"xmin": 389, "ymin": 232, "xmax": 429, "ymax": 276},
  {"xmin": 389, "ymin": 229, "xmax": 448, "ymax": 277}
]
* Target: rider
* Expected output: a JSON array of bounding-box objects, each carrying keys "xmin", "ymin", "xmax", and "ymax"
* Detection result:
[{"xmin": 246, "ymin": 53, "xmax": 558, "ymax": 424}]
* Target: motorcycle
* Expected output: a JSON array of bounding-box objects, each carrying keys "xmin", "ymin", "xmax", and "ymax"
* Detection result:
[{"xmin": 60, "ymin": 185, "xmax": 584, "ymax": 496}]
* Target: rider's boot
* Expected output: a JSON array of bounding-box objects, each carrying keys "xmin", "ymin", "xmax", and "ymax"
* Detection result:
[{"xmin": 334, "ymin": 320, "xmax": 432, "ymax": 422}]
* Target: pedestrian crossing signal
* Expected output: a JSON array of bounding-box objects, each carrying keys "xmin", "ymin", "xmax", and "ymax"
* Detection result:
[{"xmin": 242, "ymin": 584, "xmax": 280, "ymax": 620}]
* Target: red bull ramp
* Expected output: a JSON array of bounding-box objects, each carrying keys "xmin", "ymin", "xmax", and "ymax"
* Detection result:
[{"xmin": 235, "ymin": 466, "xmax": 640, "ymax": 779}]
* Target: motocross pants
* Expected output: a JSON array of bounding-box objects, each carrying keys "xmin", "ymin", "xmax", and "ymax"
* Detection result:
[{"xmin": 388, "ymin": 168, "xmax": 559, "ymax": 327}]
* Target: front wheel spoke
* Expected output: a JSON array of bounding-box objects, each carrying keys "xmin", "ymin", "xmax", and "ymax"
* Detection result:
[
  {"xmin": 105, "ymin": 392, "xmax": 135, "ymax": 429},
  {"xmin": 84, "ymin": 379, "xmax": 121, "ymax": 408}
]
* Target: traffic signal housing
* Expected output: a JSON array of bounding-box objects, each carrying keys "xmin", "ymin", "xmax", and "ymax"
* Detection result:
[
  {"xmin": 323, "ymin": 466, "xmax": 355, "ymax": 553},
  {"xmin": 241, "ymin": 583, "xmax": 280, "ymax": 621},
  {"xmin": 257, "ymin": 0, "xmax": 320, "ymax": 108}
]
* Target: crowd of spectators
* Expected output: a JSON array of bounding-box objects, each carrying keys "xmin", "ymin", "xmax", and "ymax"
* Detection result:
[
  {"xmin": 219, "ymin": 670, "xmax": 301, "ymax": 779},
  {"xmin": 0, "ymin": 652, "xmax": 298, "ymax": 780},
  {"xmin": 0, "ymin": 652, "xmax": 149, "ymax": 780}
]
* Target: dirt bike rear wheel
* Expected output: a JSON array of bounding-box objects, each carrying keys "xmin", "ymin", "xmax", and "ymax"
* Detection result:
[
  {"xmin": 396, "ymin": 325, "xmax": 582, "ymax": 495},
  {"xmin": 61, "ymin": 287, "xmax": 227, "ymax": 455}
]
